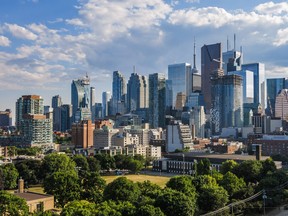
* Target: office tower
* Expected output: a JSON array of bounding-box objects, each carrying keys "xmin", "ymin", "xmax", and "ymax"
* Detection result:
[
  {"xmin": 165, "ymin": 80, "xmax": 173, "ymax": 108},
  {"xmin": 186, "ymin": 92, "xmax": 204, "ymax": 109},
  {"xmin": 21, "ymin": 114, "xmax": 53, "ymax": 145},
  {"xmin": 211, "ymin": 74, "xmax": 243, "ymax": 134},
  {"xmin": 0, "ymin": 109, "xmax": 12, "ymax": 127},
  {"xmin": 52, "ymin": 95, "xmax": 62, "ymax": 109},
  {"xmin": 266, "ymin": 78, "xmax": 285, "ymax": 117},
  {"xmin": 16, "ymin": 95, "xmax": 44, "ymax": 130},
  {"xmin": 95, "ymin": 103, "xmax": 103, "ymax": 119},
  {"xmin": 94, "ymin": 127, "xmax": 119, "ymax": 149},
  {"xmin": 72, "ymin": 120, "xmax": 95, "ymax": 149},
  {"xmin": 112, "ymin": 71, "xmax": 126, "ymax": 115},
  {"xmin": 52, "ymin": 95, "xmax": 62, "ymax": 131},
  {"xmin": 201, "ymin": 43, "xmax": 222, "ymax": 111},
  {"xmin": 242, "ymin": 63, "xmax": 266, "ymax": 110},
  {"xmin": 275, "ymin": 89, "xmax": 288, "ymax": 121},
  {"xmin": 61, "ymin": 104, "xmax": 72, "ymax": 132},
  {"xmin": 228, "ymin": 70, "xmax": 254, "ymax": 103},
  {"xmin": 102, "ymin": 91, "xmax": 111, "ymax": 117},
  {"xmin": 175, "ymin": 92, "xmax": 186, "ymax": 110},
  {"xmin": 90, "ymin": 87, "xmax": 96, "ymax": 122},
  {"xmin": 71, "ymin": 75, "xmax": 90, "ymax": 122},
  {"xmin": 190, "ymin": 106, "xmax": 206, "ymax": 139},
  {"xmin": 168, "ymin": 63, "xmax": 191, "ymax": 108},
  {"xmin": 149, "ymin": 73, "xmax": 166, "ymax": 129},
  {"xmin": 127, "ymin": 73, "xmax": 149, "ymax": 112}
]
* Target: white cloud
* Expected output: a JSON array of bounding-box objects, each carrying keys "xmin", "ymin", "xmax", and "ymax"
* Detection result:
[
  {"xmin": 67, "ymin": 0, "xmax": 172, "ymax": 41},
  {"xmin": 273, "ymin": 28, "xmax": 288, "ymax": 46},
  {"xmin": 255, "ymin": 1, "xmax": 288, "ymax": 15},
  {"xmin": 0, "ymin": 35, "xmax": 11, "ymax": 46},
  {"xmin": 4, "ymin": 23, "xmax": 38, "ymax": 40},
  {"xmin": 266, "ymin": 65, "xmax": 288, "ymax": 78}
]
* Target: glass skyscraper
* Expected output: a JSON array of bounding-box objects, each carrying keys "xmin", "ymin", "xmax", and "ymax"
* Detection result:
[
  {"xmin": 228, "ymin": 70, "xmax": 254, "ymax": 103},
  {"xmin": 112, "ymin": 71, "xmax": 126, "ymax": 115},
  {"xmin": 149, "ymin": 73, "xmax": 166, "ymax": 129},
  {"xmin": 242, "ymin": 63, "xmax": 266, "ymax": 110},
  {"xmin": 168, "ymin": 63, "xmax": 191, "ymax": 108},
  {"xmin": 266, "ymin": 78, "xmax": 285, "ymax": 116},
  {"xmin": 201, "ymin": 43, "xmax": 222, "ymax": 111},
  {"xmin": 71, "ymin": 75, "xmax": 90, "ymax": 122}
]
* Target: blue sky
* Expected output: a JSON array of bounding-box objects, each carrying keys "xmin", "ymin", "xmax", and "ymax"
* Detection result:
[{"xmin": 1, "ymin": 0, "xmax": 288, "ymax": 121}]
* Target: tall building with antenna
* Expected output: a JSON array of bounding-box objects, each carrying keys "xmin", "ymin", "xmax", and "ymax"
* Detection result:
[
  {"xmin": 188, "ymin": 39, "xmax": 201, "ymax": 93},
  {"xmin": 222, "ymin": 34, "xmax": 242, "ymax": 75}
]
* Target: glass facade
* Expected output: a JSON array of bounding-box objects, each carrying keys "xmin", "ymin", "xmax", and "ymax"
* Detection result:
[
  {"xmin": 242, "ymin": 63, "xmax": 266, "ymax": 109},
  {"xmin": 168, "ymin": 63, "xmax": 191, "ymax": 108},
  {"xmin": 266, "ymin": 78, "xmax": 285, "ymax": 117},
  {"xmin": 149, "ymin": 73, "xmax": 166, "ymax": 128}
]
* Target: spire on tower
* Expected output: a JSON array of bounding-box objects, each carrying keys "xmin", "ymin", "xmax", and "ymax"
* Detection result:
[{"xmin": 192, "ymin": 37, "xmax": 198, "ymax": 74}]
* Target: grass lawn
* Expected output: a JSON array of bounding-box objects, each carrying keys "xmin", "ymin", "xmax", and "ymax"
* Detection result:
[{"xmin": 102, "ymin": 174, "xmax": 170, "ymax": 188}]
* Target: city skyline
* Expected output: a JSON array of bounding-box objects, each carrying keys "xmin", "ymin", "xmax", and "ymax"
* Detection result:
[{"xmin": 1, "ymin": 0, "xmax": 288, "ymax": 118}]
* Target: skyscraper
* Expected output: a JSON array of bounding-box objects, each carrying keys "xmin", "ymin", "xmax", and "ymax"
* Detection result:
[
  {"xmin": 52, "ymin": 95, "xmax": 62, "ymax": 109},
  {"xmin": 127, "ymin": 73, "xmax": 149, "ymax": 112},
  {"xmin": 90, "ymin": 87, "xmax": 96, "ymax": 122},
  {"xmin": 190, "ymin": 106, "xmax": 205, "ymax": 138},
  {"xmin": 52, "ymin": 95, "xmax": 62, "ymax": 131},
  {"xmin": 266, "ymin": 78, "xmax": 285, "ymax": 117},
  {"xmin": 71, "ymin": 75, "xmax": 91, "ymax": 122},
  {"xmin": 211, "ymin": 74, "xmax": 243, "ymax": 134},
  {"xmin": 16, "ymin": 95, "xmax": 44, "ymax": 130},
  {"xmin": 242, "ymin": 63, "xmax": 266, "ymax": 110},
  {"xmin": 60, "ymin": 104, "xmax": 72, "ymax": 132},
  {"xmin": 189, "ymin": 40, "xmax": 201, "ymax": 93},
  {"xmin": 168, "ymin": 63, "xmax": 191, "ymax": 108},
  {"xmin": 201, "ymin": 43, "xmax": 222, "ymax": 111},
  {"xmin": 228, "ymin": 70, "xmax": 254, "ymax": 103},
  {"xmin": 149, "ymin": 73, "xmax": 166, "ymax": 129},
  {"xmin": 112, "ymin": 71, "xmax": 126, "ymax": 115},
  {"xmin": 275, "ymin": 89, "xmax": 288, "ymax": 121},
  {"xmin": 102, "ymin": 91, "xmax": 111, "ymax": 117}
]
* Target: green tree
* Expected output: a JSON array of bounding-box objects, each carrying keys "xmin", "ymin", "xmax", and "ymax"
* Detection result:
[
  {"xmin": 261, "ymin": 158, "xmax": 276, "ymax": 176},
  {"xmin": 94, "ymin": 153, "xmax": 116, "ymax": 171},
  {"xmin": 166, "ymin": 175, "xmax": 197, "ymax": 198},
  {"xmin": 0, "ymin": 163, "xmax": 19, "ymax": 189},
  {"xmin": 136, "ymin": 204, "xmax": 164, "ymax": 216},
  {"xmin": 137, "ymin": 180, "xmax": 162, "ymax": 200},
  {"xmin": 103, "ymin": 177, "xmax": 141, "ymax": 203},
  {"xmin": 197, "ymin": 158, "xmax": 211, "ymax": 175},
  {"xmin": 95, "ymin": 201, "xmax": 121, "ymax": 216},
  {"xmin": 41, "ymin": 153, "xmax": 76, "ymax": 179},
  {"xmin": 155, "ymin": 189, "xmax": 196, "ymax": 216},
  {"xmin": 81, "ymin": 172, "xmax": 106, "ymax": 204},
  {"xmin": 219, "ymin": 171, "xmax": 246, "ymax": 197},
  {"xmin": 61, "ymin": 200, "xmax": 97, "ymax": 216},
  {"xmin": 0, "ymin": 190, "xmax": 29, "ymax": 216},
  {"xmin": 220, "ymin": 160, "xmax": 239, "ymax": 174},
  {"xmin": 198, "ymin": 185, "xmax": 229, "ymax": 213},
  {"xmin": 235, "ymin": 160, "xmax": 263, "ymax": 183},
  {"xmin": 44, "ymin": 171, "xmax": 80, "ymax": 207},
  {"xmin": 193, "ymin": 175, "xmax": 218, "ymax": 191},
  {"xmin": 127, "ymin": 159, "xmax": 143, "ymax": 173},
  {"xmin": 15, "ymin": 159, "xmax": 42, "ymax": 185},
  {"xmin": 87, "ymin": 157, "xmax": 101, "ymax": 172},
  {"xmin": 73, "ymin": 155, "xmax": 89, "ymax": 172}
]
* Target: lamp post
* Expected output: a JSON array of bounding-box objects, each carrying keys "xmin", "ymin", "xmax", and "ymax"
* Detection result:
[{"xmin": 263, "ymin": 190, "xmax": 267, "ymax": 216}]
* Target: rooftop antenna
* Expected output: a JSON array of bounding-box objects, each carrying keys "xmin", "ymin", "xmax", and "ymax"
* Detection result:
[
  {"xmin": 192, "ymin": 37, "xmax": 198, "ymax": 73},
  {"xmin": 234, "ymin": 33, "xmax": 236, "ymax": 51},
  {"xmin": 193, "ymin": 37, "xmax": 196, "ymax": 69},
  {"xmin": 240, "ymin": 46, "xmax": 243, "ymax": 64},
  {"xmin": 133, "ymin": 65, "xmax": 136, "ymax": 74}
]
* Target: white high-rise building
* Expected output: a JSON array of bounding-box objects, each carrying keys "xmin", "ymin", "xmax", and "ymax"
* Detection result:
[
  {"xmin": 275, "ymin": 89, "xmax": 288, "ymax": 121},
  {"xmin": 102, "ymin": 91, "xmax": 111, "ymax": 117},
  {"xmin": 190, "ymin": 106, "xmax": 206, "ymax": 139}
]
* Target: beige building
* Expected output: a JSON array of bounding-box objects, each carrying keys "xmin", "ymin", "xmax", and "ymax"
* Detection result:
[
  {"xmin": 14, "ymin": 179, "xmax": 54, "ymax": 213},
  {"xmin": 94, "ymin": 127, "xmax": 119, "ymax": 149},
  {"xmin": 114, "ymin": 132, "xmax": 139, "ymax": 147},
  {"xmin": 124, "ymin": 126, "xmax": 150, "ymax": 146}
]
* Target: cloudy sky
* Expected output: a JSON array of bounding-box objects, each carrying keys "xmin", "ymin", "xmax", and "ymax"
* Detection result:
[{"xmin": 1, "ymin": 0, "xmax": 288, "ymax": 120}]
